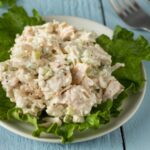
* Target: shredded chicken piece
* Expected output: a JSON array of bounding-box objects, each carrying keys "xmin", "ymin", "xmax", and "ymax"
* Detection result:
[
  {"xmin": 103, "ymin": 78, "xmax": 124, "ymax": 100},
  {"xmin": 0, "ymin": 20, "xmax": 124, "ymax": 124},
  {"xmin": 72, "ymin": 63, "xmax": 88, "ymax": 84}
]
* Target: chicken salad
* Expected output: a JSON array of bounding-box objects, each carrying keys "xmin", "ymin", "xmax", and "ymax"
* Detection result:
[{"xmin": 0, "ymin": 20, "xmax": 124, "ymax": 124}]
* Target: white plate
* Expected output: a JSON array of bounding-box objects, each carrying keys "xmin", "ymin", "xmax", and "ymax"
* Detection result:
[{"xmin": 0, "ymin": 16, "xmax": 147, "ymax": 143}]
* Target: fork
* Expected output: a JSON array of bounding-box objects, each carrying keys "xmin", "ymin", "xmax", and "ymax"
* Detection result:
[{"xmin": 110, "ymin": 0, "xmax": 150, "ymax": 32}]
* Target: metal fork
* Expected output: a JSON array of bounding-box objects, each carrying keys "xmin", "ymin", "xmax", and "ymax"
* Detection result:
[{"xmin": 110, "ymin": 0, "xmax": 150, "ymax": 32}]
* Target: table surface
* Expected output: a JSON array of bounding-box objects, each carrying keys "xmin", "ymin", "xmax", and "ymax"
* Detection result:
[{"xmin": 0, "ymin": 0, "xmax": 150, "ymax": 150}]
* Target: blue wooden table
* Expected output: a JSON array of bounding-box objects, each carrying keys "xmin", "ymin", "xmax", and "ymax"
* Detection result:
[{"xmin": 0, "ymin": 0, "xmax": 150, "ymax": 150}]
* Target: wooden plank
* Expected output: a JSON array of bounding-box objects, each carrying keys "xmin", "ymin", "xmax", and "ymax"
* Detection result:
[
  {"xmin": 0, "ymin": 0, "xmax": 123, "ymax": 149},
  {"xmin": 17, "ymin": 0, "xmax": 103, "ymax": 22},
  {"xmin": 102, "ymin": 0, "xmax": 150, "ymax": 150},
  {"xmin": 123, "ymin": 62, "xmax": 150, "ymax": 150},
  {"xmin": 0, "ymin": 126, "xmax": 123, "ymax": 150}
]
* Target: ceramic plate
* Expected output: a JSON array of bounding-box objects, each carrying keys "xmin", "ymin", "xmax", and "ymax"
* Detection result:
[{"xmin": 0, "ymin": 16, "xmax": 147, "ymax": 143}]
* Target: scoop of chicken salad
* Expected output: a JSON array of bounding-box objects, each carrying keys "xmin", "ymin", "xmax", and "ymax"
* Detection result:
[{"xmin": 0, "ymin": 20, "xmax": 125, "ymax": 124}]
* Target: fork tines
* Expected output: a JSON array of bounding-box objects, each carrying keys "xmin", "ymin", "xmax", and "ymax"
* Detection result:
[
  {"xmin": 110, "ymin": 0, "xmax": 140, "ymax": 18},
  {"xmin": 110, "ymin": 0, "xmax": 150, "ymax": 31}
]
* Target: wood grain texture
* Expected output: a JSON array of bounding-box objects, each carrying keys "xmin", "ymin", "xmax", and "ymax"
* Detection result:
[
  {"xmin": 123, "ymin": 62, "xmax": 150, "ymax": 150},
  {"xmin": 18, "ymin": 0, "xmax": 103, "ymax": 22},
  {"xmin": 0, "ymin": 0, "xmax": 123, "ymax": 150},
  {"xmin": 0, "ymin": 126, "xmax": 123, "ymax": 150},
  {"xmin": 102, "ymin": 0, "xmax": 150, "ymax": 150}
]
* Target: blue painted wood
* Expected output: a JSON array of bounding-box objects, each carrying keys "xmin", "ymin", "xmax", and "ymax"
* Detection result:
[
  {"xmin": 17, "ymin": 0, "xmax": 103, "ymax": 22},
  {"xmin": 0, "ymin": 126, "xmax": 123, "ymax": 150},
  {"xmin": 123, "ymin": 62, "xmax": 150, "ymax": 150},
  {"xmin": 102, "ymin": 0, "xmax": 150, "ymax": 150},
  {"xmin": 0, "ymin": 0, "xmax": 123, "ymax": 150}
]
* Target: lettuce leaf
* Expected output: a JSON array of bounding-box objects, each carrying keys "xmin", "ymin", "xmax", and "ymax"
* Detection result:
[
  {"xmin": 7, "ymin": 108, "xmax": 38, "ymax": 129},
  {"xmin": 0, "ymin": 85, "xmax": 15, "ymax": 120},
  {"xmin": 0, "ymin": 0, "xmax": 16, "ymax": 7},
  {"xmin": 96, "ymin": 26, "xmax": 149, "ymax": 92},
  {"xmin": 0, "ymin": 6, "xmax": 44, "ymax": 120},
  {"xmin": 111, "ymin": 91, "xmax": 128, "ymax": 117}
]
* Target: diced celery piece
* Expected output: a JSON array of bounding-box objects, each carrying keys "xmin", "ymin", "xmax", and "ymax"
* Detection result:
[
  {"xmin": 32, "ymin": 50, "xmax": 41, "ymax": 60},
  {"xmin": 43, "ymin": 67, "xmax": 54, "ymax": 79},
  {"xmin": 63, "ymin": 114, "xmax": 73, "ymax": 123},
  {"xmin": 86, "ymin": 66, "xmax": 99, "ymax": 77}
]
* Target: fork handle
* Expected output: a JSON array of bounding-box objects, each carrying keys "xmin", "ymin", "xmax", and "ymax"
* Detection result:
[{"xmin": 141, "ymin": 18, "xmax": 150, "ymax": 32}]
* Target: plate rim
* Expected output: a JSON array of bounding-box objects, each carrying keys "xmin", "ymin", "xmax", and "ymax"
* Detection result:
[{"xmin": 0, "ymin": 15, "xmax": 147, "ymax": 143}]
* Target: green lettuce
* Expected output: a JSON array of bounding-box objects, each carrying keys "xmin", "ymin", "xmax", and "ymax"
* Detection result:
[
  {"xmin": 7, "ymin": 108, "xmax": 38, "ymax": 129},
  {"xmin": 96, "ymin": 26, "xmax": 149, "ymax": 92},
  {"xmin": 0, "ymin": 85, "xmax": 15, "ymax": 120},
  {"xmin": 0, "ymin": 0, "xmax": 16, "ymax": 7}
]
